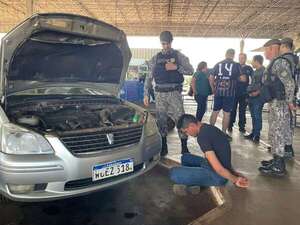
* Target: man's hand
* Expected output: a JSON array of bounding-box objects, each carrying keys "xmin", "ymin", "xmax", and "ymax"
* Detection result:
[
  {"xmin": 288, "ymin": 103, "xmax": 297, "ymax": 111},
  {"xmin": 165, "ymin": 63, "xmax": 178, "ymax": 71},
  {"xmin": 249, "ymin": 90, "xmax": 260, "ymax": 97},
  {"xmin": 234, "ymin": 177, "xmax": 249, "ymax": 188},
  {"xmin": 239, "ymin": 74, "xmax": 247, "ymax": 82},
  {"xmin": 144, "ymin": 96, "xmax": 149, "ymax": 107}
]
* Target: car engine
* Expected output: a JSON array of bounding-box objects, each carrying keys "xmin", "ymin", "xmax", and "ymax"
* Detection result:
[{"xmin": 6, "ymin": 96, "xmax": 144, "ymax": 135}]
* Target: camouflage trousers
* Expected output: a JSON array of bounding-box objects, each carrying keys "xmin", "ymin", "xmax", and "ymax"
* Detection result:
[
  {"xmin": 155, "ymin": 90, "xmax": 187, "ymax": 139},
  {"xmin": 268, "ymin": 101, "xmax": 294, "ymax": 157}
]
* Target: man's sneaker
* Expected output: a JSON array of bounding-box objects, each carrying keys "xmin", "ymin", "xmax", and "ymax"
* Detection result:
[
  {"xmin": 244, "ymin": 133, "xmax": 254, "ymax": 140},
  {"xmin": 173, "ymin": 184, "xmax": 201, "ymax": 196},
  {"xmin": 259, "ymin": 155, "xmax": 287, "ymax": 177},
  {"xmin": 239, "ymin": 127, "xmax": 246, "ymax": 133},
  {"xmin": 161, "ymin": 137, "xmax": 168, "ymax": 157},
  {"xmin": 253, "ymin": 136, "xmax": 260, "ymax": 144},
  {"xmin": 284, "ymin": 145, "xmax": 295, "ymax": 160},
  {"xmin": 228, "ymin": 127, "xmax": 233, "ymax": 133},
  {"xmin": 261, "ymin": 158, "xmax": 274, "ymax": 167}
]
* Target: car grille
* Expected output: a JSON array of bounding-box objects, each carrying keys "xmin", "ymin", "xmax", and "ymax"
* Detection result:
[
  {"xmin": 60, "ymin": 125, "xmax": 143, "ymax": 155},
  {"xmin": 64, "ymin": 163, "xmax": 144, "ymax": 190}
]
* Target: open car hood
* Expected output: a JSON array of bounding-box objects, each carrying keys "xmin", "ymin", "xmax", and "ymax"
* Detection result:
[{"xmin": 0, "ymin": 13, "xmax": 132, "ymax": 97}]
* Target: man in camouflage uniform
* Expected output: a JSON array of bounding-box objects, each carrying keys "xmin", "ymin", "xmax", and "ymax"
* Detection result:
[
  {"xmin": 278, "ymin": 38, "xmax": 299, "ymax": 159},
  {"xmin": 259, "ymin": 39, "xmax": 296, "ymax": 177},
  {"xmin": 144, "ymin": 31, "xmax": 194, "ymax": 157}
]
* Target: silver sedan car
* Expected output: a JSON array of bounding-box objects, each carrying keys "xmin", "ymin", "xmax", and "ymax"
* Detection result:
[{"xmin": 0, "ymin": 13, "xmax": 161, "ymax": 203}]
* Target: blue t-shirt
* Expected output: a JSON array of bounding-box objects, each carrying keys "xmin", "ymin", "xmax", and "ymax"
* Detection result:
[
  {"xmin": 212, "ymin": 59, "xmax": 241, "ymax": 97},
  {"xmin": 236, "ymin": 65, "xmax": 253, "ymax": 96}
]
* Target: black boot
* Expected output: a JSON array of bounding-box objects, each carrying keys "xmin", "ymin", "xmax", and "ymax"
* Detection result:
[
  {"xmin": 259, "ymin": 155, "xmax": 286, "ymax": 177},
  {"xmin": 253, "ymin": 136, "xmax": 260, "ymax": 144},
  {"xmin": 161, "ymin": 136, "xmax": 168, "ymax": 157},
  {"xmin": 284, "ymin": 145, "xmax": 295, "ymax": 160},
  {"xmin": 181, "ymin": 138, "xmax": 190, "ymax": 154},
  {"xmin": 261, "ymin": 158, "xmax": 274, "ymax": 167}
]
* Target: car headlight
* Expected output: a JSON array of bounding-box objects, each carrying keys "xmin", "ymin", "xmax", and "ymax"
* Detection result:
[
  {"xmin": 1, "ymin": 123, "xmax": 54, "ymax": 155},
  {"xmin": 145, "ymin": 114, "xmax": 159, "ymax": 136}
]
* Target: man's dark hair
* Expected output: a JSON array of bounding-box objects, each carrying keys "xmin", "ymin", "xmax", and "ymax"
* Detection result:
[
  {"xmin": 282, "ymin": 42, "xmax": 293, "ymax": 50},
  {"xmin": 160, "ymin": 31, "xmax": 173, "ymax": 43},
  {"xmin": 281, "ymin": 38, "xmax": 293, "ymax": 50},
  {"xmin": 253, "ymin": 55, "xmax": 264, "ymax": 65},
  {"xmin": 177, "ymin": 114, "xmax": 198, "ymax": 130},
  {"xmin": 197, "ymin": 61, "xmax": 207, "ymax": 72},
  {"xmin": 226, "ymin": 48, "xmax": 235, "ymax": 56}
]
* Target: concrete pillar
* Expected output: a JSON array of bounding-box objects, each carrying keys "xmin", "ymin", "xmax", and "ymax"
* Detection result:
[
  {"xmin": 26, "ymin": 0, "xmax": 33, "ymax": 17},
  {"xmin": 240, "ymin": 39, "xmax": 245, "ymax": 53}
]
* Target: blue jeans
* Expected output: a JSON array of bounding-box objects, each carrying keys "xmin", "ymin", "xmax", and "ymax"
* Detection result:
[
  {"xmin": 170, "ymin": 154, "xmax": 228, "ymax": 187},
  {"xmin": 194, "ymin": 95, "xmax": 208, "ymax": 121},
  {"xmin": 248, "ymin": 97, "xmax": 264, "ymax": 137}
]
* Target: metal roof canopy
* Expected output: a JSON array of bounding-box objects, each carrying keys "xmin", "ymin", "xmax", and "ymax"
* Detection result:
[{"xmin": 0, "ymin": 0, "xmax": 300, "ymax": 39}]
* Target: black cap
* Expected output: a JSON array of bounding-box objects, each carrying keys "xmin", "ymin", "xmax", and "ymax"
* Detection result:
[
  {"xmin": 160, "ymin": 31, "xmax": 173, "ymax": 43},
  {"xmin": 281, "ymin": 37, "xmax": 293, "ymax": 45},
  {"xmin": 263, "ymin": 39, "xmax": 281, "ymax": 47}
]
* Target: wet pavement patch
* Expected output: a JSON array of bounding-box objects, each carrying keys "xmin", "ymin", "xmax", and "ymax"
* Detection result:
[{"xmin": 0, "ymin": 165, "xmax": 220, "ymax": 225}]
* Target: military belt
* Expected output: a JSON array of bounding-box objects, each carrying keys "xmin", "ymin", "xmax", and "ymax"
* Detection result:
[{"xmin": 155, "ymin": 85, "xmax": 182, "ymax": 92}]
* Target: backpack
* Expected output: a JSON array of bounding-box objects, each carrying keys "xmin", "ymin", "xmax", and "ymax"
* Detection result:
[{"xmin": 280, "ymin": 53, "xmax": 299, "ymax": 94}]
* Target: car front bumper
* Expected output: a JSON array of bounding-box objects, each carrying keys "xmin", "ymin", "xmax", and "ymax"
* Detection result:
[{"xmin": 0, "ymin": 133, "xmax": 161, "ymax": 202}]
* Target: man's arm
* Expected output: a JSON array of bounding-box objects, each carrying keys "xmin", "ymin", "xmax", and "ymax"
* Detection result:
[
  {"xmin": 205, "ymin": 151, "xmax": 249, "ymax": 188},
  {"xmin": 176, "ymin": 51, "xmax": 194, "ymax": 75},
  {"xmin": 208, "ymin": 74, "xmax": 215, "ymax": 94},
  {"xmin": 273, "ymin": 59, "xmax": 296, "ymax": 105},
  {"xmin": 143, "ymin": 56, "xmax": 156, "ymax": 107},
  {"xmin": 144, "ymin": 55, "xmax": 156, "ymax": 98},
  {"xmin": 191, "ymin": 76, "xmax": 196, "ymax": 96}
]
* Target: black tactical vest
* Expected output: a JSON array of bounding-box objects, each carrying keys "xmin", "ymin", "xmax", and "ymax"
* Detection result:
[
  {"xmin": 153, "ymin": 50, "xmax": 184, "ymax": 85},
  {"xmin": 262, "ymin": 57, "xmax": 286, "ymax": 102}
]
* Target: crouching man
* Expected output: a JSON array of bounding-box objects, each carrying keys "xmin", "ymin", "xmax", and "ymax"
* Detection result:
[{"xmin": 170, "ymin": 114, "xmax": 249, "ymax": 192}]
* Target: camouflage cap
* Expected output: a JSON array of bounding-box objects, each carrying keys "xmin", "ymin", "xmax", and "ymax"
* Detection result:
[
  {"xmin": 281, "ymin": 37, "xmax": 293, "ymax": 45},
  {"xmin": 263, "ymin": 39, "xmax": 281, "ymax": 47}
]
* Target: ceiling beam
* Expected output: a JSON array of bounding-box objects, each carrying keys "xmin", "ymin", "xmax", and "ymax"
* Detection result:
[
  {"xmin": 167, "ymin": 0, "xmax": 174, "ymax": 17},
  {"xmin": 73, "ymin": 0, "xmax": 96, "ymax": 18},
  {"xmin": 189, "ymin": 0, "xmax": 210, "ymax": 36},
  {"xmin": 202, "ymin": 0, "xmax": 222, "ymax": 36}
]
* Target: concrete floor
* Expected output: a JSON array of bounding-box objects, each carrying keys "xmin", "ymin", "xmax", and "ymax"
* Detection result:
[
  {"xmin": 0, "ymin": 164, "xmax": 217, "ymax": 225},
  {"xmin": 1, "ymin": 99, "xmax": 299, "ymax": 225},
  {"xmin": 165, "ymin": 99, "xmax": 300, "ymax": 225}
]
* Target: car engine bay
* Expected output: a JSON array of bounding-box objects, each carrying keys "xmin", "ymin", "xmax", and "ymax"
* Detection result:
[{"xmin": 5, "ymin": 95, "xmax": 145, "ymax": 135}]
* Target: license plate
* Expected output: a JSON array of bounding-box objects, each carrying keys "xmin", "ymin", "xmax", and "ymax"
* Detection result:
[{"xmin": 92, "ymin": 159, "xmax": 134, "ymax": 181}]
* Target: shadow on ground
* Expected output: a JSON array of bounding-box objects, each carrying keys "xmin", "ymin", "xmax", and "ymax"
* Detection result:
[{"xmin": 0, "ymin": 165, "xmax": 218, "ymax": 225}]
